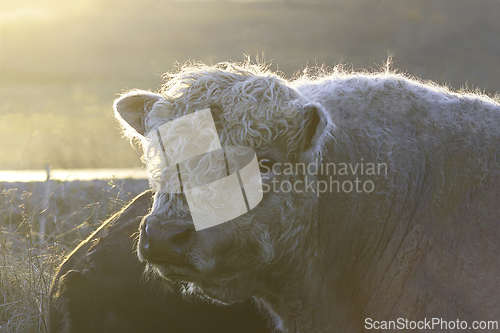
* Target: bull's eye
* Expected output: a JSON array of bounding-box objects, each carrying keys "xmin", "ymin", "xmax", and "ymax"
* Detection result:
[{"xmin": 258, "ymin": 158, "xmax": 275, "ymax": 175}]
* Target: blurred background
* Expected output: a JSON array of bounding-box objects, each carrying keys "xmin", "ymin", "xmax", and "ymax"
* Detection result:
[{"xmin": 1, "ymin": 0, "xmax": 500, "ymax": 172}]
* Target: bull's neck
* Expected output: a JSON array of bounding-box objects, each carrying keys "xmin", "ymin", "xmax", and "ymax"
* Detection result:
[
  {"xmin": 263, "ymin": 171, "xmax": 425, "ymax": 332},
  {"xmin": 260, "ymin": 248, "xmax": 370, "ymax": 332},
  {"xmin": 258, "ymin": 256, "xmax": 338, "ymax": 332}
]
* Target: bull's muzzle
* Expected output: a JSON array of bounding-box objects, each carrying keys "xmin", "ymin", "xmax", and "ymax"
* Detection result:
[{"xmin": 139, "ymin": 217, "xmax": 195, "ymax": 265}]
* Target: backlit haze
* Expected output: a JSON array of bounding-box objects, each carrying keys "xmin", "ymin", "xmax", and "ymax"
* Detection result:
[{"xmin": 1, "ymin": 0, "xmax": 499, "ymax": 180}]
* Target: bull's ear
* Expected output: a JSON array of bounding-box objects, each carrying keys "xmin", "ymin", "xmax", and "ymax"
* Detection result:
[
  {"xmin": 292, "ymin": 102, "xmax": 331, "ymax": 157},
  {"xmin": 113, "ymin": 90, "xmax": 163, "ymax": 137}
]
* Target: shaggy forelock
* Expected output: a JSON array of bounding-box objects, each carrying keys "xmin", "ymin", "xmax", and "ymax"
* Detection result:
[
  {"xmin": 140, "ymin": 61, "xmax": 319, "ymax": 192},
  {"xmin": 149, "ymin": 61, "xmax": 310, "ymax": 145}
]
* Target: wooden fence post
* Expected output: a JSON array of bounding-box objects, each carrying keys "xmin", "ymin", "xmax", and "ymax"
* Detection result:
[{"xmin": 38, "ymin": 163, "xmax": 51, "ymax": 241}]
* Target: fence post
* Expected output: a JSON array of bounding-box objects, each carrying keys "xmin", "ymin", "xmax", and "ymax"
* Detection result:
[{"xmin": 39, "ymin": 163, "xmax": 51, "ymax": 241}]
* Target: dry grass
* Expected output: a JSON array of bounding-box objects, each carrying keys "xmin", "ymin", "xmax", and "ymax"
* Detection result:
[
  {"xmin": 0, "ymin": 230, "xmax": 65, "ymax": 332},
  {"xmin": 0, "ymin": 179, "xmax": 148, "ymax": 332}
]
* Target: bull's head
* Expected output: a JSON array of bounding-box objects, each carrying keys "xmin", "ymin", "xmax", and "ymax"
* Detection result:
[{"xmin": 113, "ymin": 64, "xmax": 331, "ymax": 303}]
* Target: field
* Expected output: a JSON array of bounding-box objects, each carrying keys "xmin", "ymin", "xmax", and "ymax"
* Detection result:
[{"xmin": 1, "ymin": 0, "xmax": 500, "ymax": 331}]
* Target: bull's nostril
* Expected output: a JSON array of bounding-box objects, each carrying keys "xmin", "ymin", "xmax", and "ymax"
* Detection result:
[
  {"xmin": 145, "ymin": 225, "xmax": 152, "ymax": 237},
  {"xmin": 139, "ymin": 224, "xmax": 151, "ymax": 259}
]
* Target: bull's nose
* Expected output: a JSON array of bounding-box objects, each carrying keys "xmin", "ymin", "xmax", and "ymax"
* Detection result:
[{"xmin": 139, "ymin": 221, "xmax": 194, "ymax": 265}]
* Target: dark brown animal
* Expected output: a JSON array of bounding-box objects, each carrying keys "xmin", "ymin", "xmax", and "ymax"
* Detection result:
[{"xmin": 48, "ymin": 190, "xmax": 272, "ymax": 333}]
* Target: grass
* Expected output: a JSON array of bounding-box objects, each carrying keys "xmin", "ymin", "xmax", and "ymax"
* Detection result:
[
  {"xmin": 0, "ymin": 179, "xmax": 148, "ymax": 332},
  {"xmin": 0, "ymin": 229, "xmax": 64, "ymax": 332}
]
